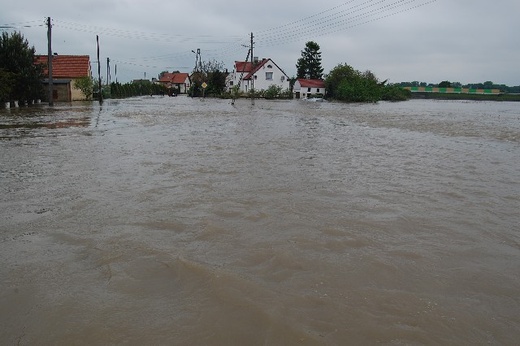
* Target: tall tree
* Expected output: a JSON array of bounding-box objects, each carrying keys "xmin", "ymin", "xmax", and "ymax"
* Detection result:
[
  {"xmin": 0, "ymin": 32, "xmax": 43, "ymax": 103},
  {"xmin": 296, "ymin": 41, "xmax": 324, "ymax": 80}
]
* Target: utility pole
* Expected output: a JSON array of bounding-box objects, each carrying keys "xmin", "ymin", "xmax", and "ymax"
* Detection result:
[
  {"xmin": 47, "ymin": 17, "xmax": 53, "ymax": 106},
  {"xmin": 198, "ymin": 49, "xmax": 202, "ymax": 72},
  {"xmin": 96, "ymin": 35, "xmax": 102, "ymax": 104},
  {"xmin": 191, "ymin": 49, "xmax": 203, "ymax": 97},
  {"xmin": 106, "ymin": 57, "xmax": 110, "ymax": 86},
  {"xmin": 250, "ymin": 32, "xmax": 255, "ymax": 105},
  {"xmin": 192, "ymin": 48, "xmax": 202, "ymax": 73}
]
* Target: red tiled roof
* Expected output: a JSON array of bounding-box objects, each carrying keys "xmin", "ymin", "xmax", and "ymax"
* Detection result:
[
  {"xmin": 243, "ymin": 59, "xmax": 269, "ymax": 80},
  {"xmin": 235, "ymin": 61, "xmax": 253, "ymax": 73},
  {"xmin": 158, "ymin": 73, "xmax": 174, "ymax": 82},
  {"xmin": 172, "ymin": 73, "xmax": 189, "ymax": 84},
  {"xmin": 237, "ymin": 58, "xmax": 289, "ymax": 80},
  {"xmin": 158, "ymin": 72, "xmax": 190, "ymax": 84},
  {"xmin": 35, "ymin": 55, "xmax": 90, "ymax": 78},
  {"xmin": 297, "ymin": 78, "xmax": 325, "ymax": 88}
]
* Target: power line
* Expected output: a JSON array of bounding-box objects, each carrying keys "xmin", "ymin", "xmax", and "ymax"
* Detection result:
[
  {"xmin": 256, "ymin": 0, "xmax": 435, "ymax": 47},
  {"xmin": 52, "ymin": 20, "xmax": 244, "ymax": 43},
  {"xmin": 0, "ymin": 19, "xmax": 45, "ymax": 29},
  {"xmin": 13, "ymin": 0, "xmax": 436, "ymax": 80}
]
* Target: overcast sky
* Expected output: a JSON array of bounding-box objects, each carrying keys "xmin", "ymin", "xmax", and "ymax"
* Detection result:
[{"xmin": 2, "ymin": 0, "xmax": 519, "ymax": 86}]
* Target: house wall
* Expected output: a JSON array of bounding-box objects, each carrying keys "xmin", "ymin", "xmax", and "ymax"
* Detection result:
[
  {"xmin": 229, "ymin": 69, "xmax": 249, "ymax": 92},
  {"xmin": 53, "ymin": 84, "xmax": 71, "ymax": 102},
  {"xmin": 251, "ymin": 61, "xmax": 290, "ymax": 91},
  {"xmin": 230, "ymin": 59, "xmax": 289, "ymax": 93},
  {"xmin": 179, "ymin": 77, "xmax": 190, "ymax": 93},
  {"xmin": 71, "ymin": 78, "xmax": 86, "ymax": 101},
  {"xmin": 293, "ymin": 81, "xmax": 325, "ymax": 99}
]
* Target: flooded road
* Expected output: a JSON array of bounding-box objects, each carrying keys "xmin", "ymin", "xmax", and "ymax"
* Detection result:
[{"xmin": 1, "ymin": 97, "xmax": 519, "ymax": 345}]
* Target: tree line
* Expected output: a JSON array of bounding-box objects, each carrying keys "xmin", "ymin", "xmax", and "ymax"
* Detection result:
[
  {"xmin": 397, "ymin": 81, "xmax": 520, "ymax": 93},
  {"xmin": 2, "ymin": 31, "xmax": 515, "ymax": 105}
]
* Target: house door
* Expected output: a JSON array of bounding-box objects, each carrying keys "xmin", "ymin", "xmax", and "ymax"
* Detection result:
[{"xmin": 295, "ymin": 92, "xmax": 300, "ymax": 99}]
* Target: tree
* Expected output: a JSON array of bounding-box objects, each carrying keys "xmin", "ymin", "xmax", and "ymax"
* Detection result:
[
  {"xmin": 74, "ymin": 76, "xmax": 94, "ymax": 100},
  {"xmin": 381, "ymin": 85, "xmax": 411, "ymax": 102},
  {"xmin": 438, "ymin": 80, "xmax": 452, "ymax": 88},
  {"xmin": 483, "ymin": 81, "xmax": 494, "ymax": 89},
  {"xmin": 0, "ymin": 68, "xmax": 14, "ymax": 103},
  {"xmin": 0, "ymin": 32, "xmax": 44, "ymax": 103},
  {"xmin": 325, "ymin": 63, "xmax": 400, "ymax": 103},
  {"xmin": 190, "ymin": 59, "xmax": 226, "ymax": 96},
  {"xmin": 296, "ymin": 41, "xmax": 324, "ymax": 80},
  {"xmin": 324, "ymin": 63, "xmax": 357, "ymax": 99}
]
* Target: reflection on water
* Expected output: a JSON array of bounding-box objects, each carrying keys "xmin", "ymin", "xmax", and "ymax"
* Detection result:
[
  {"xmin": 0, "ymin": 103, "xmax": 95, "ymax": 139},
  {"xmin": 1, "ymin": 97, "xmax": 519, "ymax": 345}
]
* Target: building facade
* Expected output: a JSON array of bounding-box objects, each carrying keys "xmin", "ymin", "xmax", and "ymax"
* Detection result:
[
  {"xmin": 157, "ymin": 72, "xmax": 191, "ymax": 94},
  {"xmin": 293, "ymin": 78, "xmax": 326, "ymax": 99},
  {"xmin": 228, "ymin": 58, "xmax": 290, "ymax": 93},
  {"xmin": 36, "ymin": 55, "xmax": 91, "ymax": 102}
]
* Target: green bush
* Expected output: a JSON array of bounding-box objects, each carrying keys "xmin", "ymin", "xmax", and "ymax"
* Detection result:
[
  {"xmin": 264, "ymin": 85, "xmax": 282, "ymax": 99},
  {"xmin": 381, "ymin": 85, "xmax": 411, "ymax": 101}
]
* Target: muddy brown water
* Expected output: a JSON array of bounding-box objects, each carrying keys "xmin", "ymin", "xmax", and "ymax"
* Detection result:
[{"xmin": 1, "ymin": 97, "xmax": 519, "ymax": 345}]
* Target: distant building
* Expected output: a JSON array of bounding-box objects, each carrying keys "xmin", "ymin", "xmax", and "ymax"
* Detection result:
[
  {"xmin": 404, "ymin": 86, "xmax": 501, "ymax": 95},
  {"xmin": 157, "ymin": 72, "xmax": 191, "ymax": 94},
  {"xmin": 35, "ymin": 55, "xmax": 91, "ymax": 102},
  {"xmin": 293, "ymin": 78, "xmax": 326, "ymax": 99},
  {"xmin": 228, "ymin": 58, "xmax": 290, "ymax": 93}
]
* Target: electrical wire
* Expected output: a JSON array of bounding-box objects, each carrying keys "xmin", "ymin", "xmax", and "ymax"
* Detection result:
[
  {"xmin": 13, "ymin": 0, "xmax": 436, "ymax": 78},
  {"xmin": 256, "ymin": 0, "xmax": 434, "ymax": 47}
]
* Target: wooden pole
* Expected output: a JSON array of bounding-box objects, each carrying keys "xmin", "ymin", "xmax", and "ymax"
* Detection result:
[
  {"xmin": 106, "ymin": 57, "xmax": 110, "ymax": 86},
  {"xmin": 250, "ymin": 32, "xmax": 255, "ymax": 105},
  {"xmin": 47, "ymin": 17, "xmax": 53, "ymax": 106},
  {"xmin": 97, "ymin": 35, "xmax": 102, "ymax": 103}
]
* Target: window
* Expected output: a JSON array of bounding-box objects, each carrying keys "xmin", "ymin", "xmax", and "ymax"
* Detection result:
[
  {"xmin": 308, "ymin": 87, "xmax": 311, "ymax": 92},
  {"xmin": 267, "ymin": 64, "xmax": 273, "ymax": 68},
  {"xmin": 317, "ymin": 89, "xmax": 320, "ymax": 93},
  {"xmin": 266, "ymin": 72, "xmax": 273, "ymax": 80}
]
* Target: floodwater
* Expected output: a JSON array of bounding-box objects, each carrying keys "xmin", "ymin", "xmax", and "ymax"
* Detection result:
[{"xmin": 1, "ymin": 97, "xmax": 519, "ymax": 345}]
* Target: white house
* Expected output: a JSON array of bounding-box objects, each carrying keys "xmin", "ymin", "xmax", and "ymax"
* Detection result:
[
  {"xmin": 228, "ymin": 58, "xmax": 290, "ymax": 93},
  {"xmin": 293, "ymin": 78, "xmax": 326, "ymax": 99}
]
